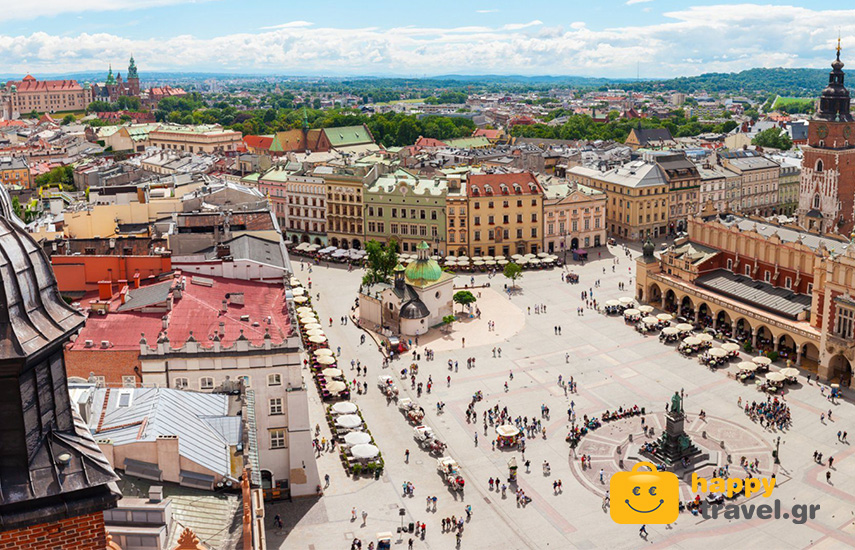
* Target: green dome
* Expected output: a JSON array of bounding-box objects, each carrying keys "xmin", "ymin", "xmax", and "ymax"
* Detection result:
[{"xmin": 405, "ymin": 258, "xmax": 442, "ymax": 284}]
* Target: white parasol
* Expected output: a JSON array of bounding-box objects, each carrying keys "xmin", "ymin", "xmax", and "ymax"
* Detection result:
[
  {"xmin": 708, "ymin": 348, "xmax": 728, "ymax": 358},
  {"xmin": 779, "ymin": 367, "xmax": 799, "ymax": 377},
  {"xmin": 737, "ymin": 361, "xmax": 758, "ymax": 371},
  {"xmin": 662, "ymin": 327, "xmax": 680, "ymax": 335},
  {"xmin": 752, "ymin": 356, "xmax": 772, "ymax": 366},
  {"xmin": 620, "ymin": 297, "xmax": 635, "ymax": 305},
  {"xmin": 623, "ymin": 308, "xmax": 641, "ymax": 317},
  {"xmin": 327, "ymin": 381, "xmax": 347, "ymax": 394},
  {"xmin": 721, "ymin": 343, "xmax": 740, "ymax": 352},
  {"xmin": 350, "ymin": 444, "xmax": 380, "ymax": 460},
  {"xmin": 344, "ymin": 431, "xmax": 371, "ymax": 446},
  {"xmin": 675, "ymin": 323, "xmax": 694, "ymax": 332},
  {"xmin": 314, "ymin": 348, "xmax": 333, "ymax": 357},
  {"xmin": 317, "ymin": 356, "xmax": 337, "ymax": 366},
  {"xmin": 331, "ymin": 401, "xmax": 358, "ymax": 415},
  {"xmin": 496, "ymin": 425, "xmax": 520, "ymax": 437},
  {"xmin": 657, "ymin": 313, "xmax": 673, "ymax": 322},
  {"xmin": 309, "ymin": 334, "xmax": 327, "ymax": 344},
  {"xmin": 335, "ymin": 414, "xmax": 362, "ymax": 429},
  {"xmin": 765, "ymin": 372, "xmax": 786, "ymax": 383},
  {"xmin": 638, "ymin": 305, "xmax": 654, "ymax": 313},
  {"xmin": 683, "ymin": 336, "xmax": 701, "ymax": 346}
]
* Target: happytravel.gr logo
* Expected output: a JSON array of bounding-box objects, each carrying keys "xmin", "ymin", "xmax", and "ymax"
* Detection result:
[
  {"xmin": 610, "ymin": 462, "xmax": 679, "ymax": 524},
  {"xmin": 610, "ymin": 463, "xmax": 821, "ymax": 525}
]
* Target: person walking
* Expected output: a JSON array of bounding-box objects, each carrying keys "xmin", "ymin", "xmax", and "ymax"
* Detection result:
[
  {"xmin": 361, "ymin": 510, "xmax": 368, "ymax": 525},
  {"xmin": 599, "ymin": 468, "xmax": 604, "ymax": 483},
  {"xmin": 405, "ymin": 449, "xmax": 410, "ymax": 463},
  {"xmin": 639, "ymin": 525, "xmax": 648, "ymax": 537}
]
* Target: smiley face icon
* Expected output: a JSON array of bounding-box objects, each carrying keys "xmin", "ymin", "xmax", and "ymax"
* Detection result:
[{"xmin": 610, "ymin": 461, "xmax": 679, "ymax": 524}]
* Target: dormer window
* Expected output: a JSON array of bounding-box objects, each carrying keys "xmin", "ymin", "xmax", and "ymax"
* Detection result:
[{"xmin": 484, "ymin": 185, "xmax": 493, "ymax": 195}]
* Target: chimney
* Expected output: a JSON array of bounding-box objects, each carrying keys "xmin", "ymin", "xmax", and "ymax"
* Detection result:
[
  {"xmin": 98, "ymin": 280, "xmax": 114, "ymax": 301},
  {"xmin": 148, "ymin": 486, "xmax": 163, "ymax": 503},
  {"xmin": 162, "ymin": 315, "xmax": 169, "ymax": 330},
  {"xmin": 221, "ymin": 299, "xmax": 228, "ymax": 313},
  {"xmin": 120, "ymin": 286, "xmax": 129, "ymax": 304},
  {"xmin": 133, "ymin": 272, "xmax": 141, "ymax": 289}
]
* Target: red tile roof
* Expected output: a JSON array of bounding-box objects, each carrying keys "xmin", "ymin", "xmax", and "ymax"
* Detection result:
[
  {"xmin": 473, "ymin": 129, "xmax": 502, "ymax": 139},
  {"xmin": 414, "ymin": 136, "xmax": 446, "ymax": 148},
  {"xmin": 8, "ymin": 77, "xmax": 83, "ymax": 92},
  {"xmin": 70, "ymin": 275, "xmax": 292, "ymax": 352},
  {"xmin": 244, "ymin": 135, "xmax": 274, "ymax": 150},
  {"xmin": 468, "ymin": 172, "xmax": 542, "ymax": 196}
]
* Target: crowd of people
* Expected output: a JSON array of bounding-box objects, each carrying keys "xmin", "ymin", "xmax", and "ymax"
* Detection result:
[{"xmin": 744, "ymin": 397, "xmax": 792, "ymax": 431}]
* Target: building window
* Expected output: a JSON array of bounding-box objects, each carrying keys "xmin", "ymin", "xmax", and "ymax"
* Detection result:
[
  {"xmin": 200, "ymin": 377, "xmax": 214, "ymax": 390},
  {"xmin": 269, "ymin": 398, "xmax": 284, "ymax": 415},
  {"xmin": 174, "ymin": 377, "xmax": 188, "ymax": 389},
  {"xmin": 270, "ymin": 429, "xmax": 286, "ymax": 449},
  {"xmin": 744, "ymin": 265, "xmax": 751, "ymax": 277},
  {"xmin": 836, "ymin": 306, "xmax": 855, "ymax": 339},
  {"xmin": 784, "ymin": 277, "xmax": 792, "ymax": 289},
  {"xmin": 764, "ymin": 270, "xmax": 771, "ymax": 283},
  {"xmin": 727, "ymin": 259, "xmax": 733, "ymax": 271},
  {"xmin": 813, "ymin": 194, "xmax": 821, "ymax": 209}
]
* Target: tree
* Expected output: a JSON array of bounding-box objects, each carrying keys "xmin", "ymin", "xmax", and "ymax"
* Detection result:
[
  {"xmin": 453, "ymin": 290, "xmax": 477, "ymax": 312},
  {"xmin": 442, "ymin": 314, "xmax": 456, "ymax": 333},
  {"xmin": 503, "ymin": 262, "xmax": 523, "ymax": 289},
  {"xmin": 61, "ymin": 114, "xmax": 75, "ymax": 125},
  {"xmin": 35, "ymin": 166, "xmax": 74, "ymax": 189},
  {"xmin": 362, "ymin": 239, "xmax": 398, "ymax": 285},
  {"xmin": 752, "ymin": 127, "xmax": 792, "ymax": 151}
]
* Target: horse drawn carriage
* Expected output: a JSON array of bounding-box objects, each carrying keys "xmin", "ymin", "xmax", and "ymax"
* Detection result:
[
  {"xmin": 437, "ymin": 457, "xmax": 465, "ymax": 491},
  {"xmin": 414, "ymin": 425, "xmax": 447, "ymax": 454}
]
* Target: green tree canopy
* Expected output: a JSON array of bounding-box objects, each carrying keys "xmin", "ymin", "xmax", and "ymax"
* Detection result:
[
  {"xmin": 453, "ymin": 290, "xmax": 477, "ymax": 311},
  {"xmin": 35, "ymin": 166, "xmax": 74, "ymax": 189},
  {"xmin": 752, "ymin": 127, "xmax": 792, "ymax": 151},
  {"xmin": 503, "ymin": 262, "xmax": 523, "ymax": 288},
  {"xmin": 363, "ymin": 239, "xmax": 399, "ymax": 285}
]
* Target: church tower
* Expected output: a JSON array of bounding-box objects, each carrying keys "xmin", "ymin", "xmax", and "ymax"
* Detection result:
[
  {"xmin": 127, "ymin": 54, "xmax": 140, "ymax": 96},
  {"xmin": 798, "ymin": 40, "xmax": 855, "ymax": 234}
]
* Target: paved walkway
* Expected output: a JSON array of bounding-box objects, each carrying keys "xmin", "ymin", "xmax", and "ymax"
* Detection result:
[{"xmin": 272, "ymin": 244, "xmax": 855, "ymax": 550}]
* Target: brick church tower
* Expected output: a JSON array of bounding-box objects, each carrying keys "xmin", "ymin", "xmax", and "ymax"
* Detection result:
[
  {"xmin": 126, "ymin": 55, "xmax": 140, "ymax": 97},
  {"xmin": 0, "ymin": 185, "xmax": 121, "ymax": 549},
  {"xmin": 798, "ymin": 40, "xmax": 855, "ymax": 234}
]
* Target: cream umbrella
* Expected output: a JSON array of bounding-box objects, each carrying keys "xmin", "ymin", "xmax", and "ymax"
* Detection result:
[
  {"xmin": 605, "ymin": 299, "xmax": 620, "ymax": 307},
  {"xmin": 511, "ymin": 254, "xmax": 523, "ymax": 260},
  {"xmin": 537, "ymin": 252, "xmax": 549, "ymax": 258},
  {"xmin": 623, "ymin": 308, "xmax": 641, "ymax": 317},
  {"xmin": 638, "ymin": 305, "xmax": 654, "ymax": 313},
  {"xmin": 619, "ymin": 297, "xmax": 635, "ymax": 305},
  {"xmin": 765, "ymin": 372, "xmax": 786, "ymax": 382},
  {"xmin": 779, "ymin": 367, "xmax": 799, "ymax": 377},
  {"xmin": 303, "ymin": 322, "xmax": 323, "ymax": 331},
  {"xmin": 683, "ymin": 336, "xmax": 701, "ymax": 346},
  {"xmin": 657, "ymin": 313, "xmax": 673, "ymax": 322},
  {"xmin": 327, "ymin": 381, "xmax": 347, "ymax": 394},
  {"xmin": 473, "ymin": 260, "xmax": 485, "ymax": 266},
  {"xmin": 308, "ymin": 335, "xmax": 327, "ymax": 344},
  {"xmin": 317, "ymin": 356, "xmax": 337, "ymax": 365},
  {"xmin": 331, "ymin": 401, "xmax": 358, "ymax": 415},
  {"xmin": 296, "ymin": 306, "xmax": 312, "ymax": 314},
  {"xmin": 696, "ymin": 333, "xmax": 714, "ymax": 343},
  {"xmin": 307, "ymin": 329, "xmax": 325, "ymax": 337},
  {"xmin": 496, "ymin": 425, "xmax": 520, "ymax": 437},
  {"xmin": 662, "ymin": 327, "xmax": 680, "ymax": 336},
  {"xmin": 485, "ymin": 260, "xmax": 497, "ymax": 266},
  {"xmin": 528, "ymin": 258, "xmax": 541, "ymax": 265},
  {"xmin": 293, "ymin": 296, "xmax": 308, "ymax": 304},
  {"xmin": 737, "ymin": 361, "xmax": 758, "ymax": 371},
  {"xmin": 675, "ymin": 323, "xmax": 694, "ymax": 332},
  {"xmin": 494, "ymin": 255, "xmax": 506, "ymax": 261},
  {"xmin": 457, "ymin": 256, "xmax": 470, "ymax": 262},
  {"xmin": 335, "ymin": 413, "xmax": 362, "ymax": 428},
  {"xmin": 497, "ymin": 259, "xmax": 509, "ymax": 265},
  {"xmin": 483, "ymin": 255, "xmax": 494, "ymax": 261},
  {"xmin": 290, "ymin": 277, "xmax": 303, "ymax": 287},
  {"xmin": 524, "ymin": 253, "xmax": 536, "ymax": 259},
  {"xmin": 516, "ymin": 258, "xmax": 528, "ymax": 265},
  {"xmin": 322, "ymin": 367, "xmax": 343, "ymax": 377},
  {"xmin": 292, "ymin": 287, "xmax": 306, "ymax": 296},
  {"xmin": 642, "ymin": 316, "xmax": 659, "ymax": 325},
  {"xmin": 753, "ymin": 356, "xmax": 772, "ymax": 366},
  {"xmin": 445, "ymin": 255, "xmax": 457, "ymax": 262},
  {"xmin": 314, "ymin": 348, "xmax": 334, "ymax": 357},
  {"xmin": 344, "ymin": 431, "xmax": 371, "ymax": 446},
  {"xmin": 721, "ymin": 343, "xmax": 740, "ymax": 353},
  {"xmin": 350, "ymin": 444, "xmax": 380, "ymax": 460},
  {"xmin": 708, "ymin": 348, "xmax": 728, "ymax": 358}
]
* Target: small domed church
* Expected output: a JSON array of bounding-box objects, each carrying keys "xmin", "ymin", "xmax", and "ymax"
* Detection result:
[{"xmin": 359, "ymin": 241, "xmax": 456, "ymax": 336}]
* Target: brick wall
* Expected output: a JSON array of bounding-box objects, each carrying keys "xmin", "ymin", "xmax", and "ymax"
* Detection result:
[
  {"xmin": 0, "ymin": 511, "xmax": 108, "ymax": 550},
  {"xmin": 65, "ymin": 348, "xmax": 141, "ymax": 385}
]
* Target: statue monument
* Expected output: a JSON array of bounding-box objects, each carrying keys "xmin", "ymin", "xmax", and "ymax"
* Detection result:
[{"xmin": 642, "ymin": 391, "xmax": 705, "ymax": 469}]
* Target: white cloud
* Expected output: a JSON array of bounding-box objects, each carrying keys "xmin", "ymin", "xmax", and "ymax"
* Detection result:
[
  {"xmin": 626, "ymin": 0, "xmax": 653, "ymax": 4},
  {"xmin": 3, "ymin": 5, "xmax": 855, "ymax": 78},
  {"xmin": 0, "ymin": 0, "xmax": 210, "ymax": 22},
  {"xmin": 476, "ymin": 9, "xmax": 498, "ymax": 13},
  {"xmin": 260, "ymin": 21, "xmax": 314, "ymax": 30}
]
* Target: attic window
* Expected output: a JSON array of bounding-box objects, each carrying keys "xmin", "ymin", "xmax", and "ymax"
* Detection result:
[{"xmin": 117, "ymin": 390, "xmax": 133, "ymax": 408}]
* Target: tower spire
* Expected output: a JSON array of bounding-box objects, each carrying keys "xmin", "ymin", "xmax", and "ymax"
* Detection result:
[{"xmin": 838, "ymin": 34, "xmax": 842, "ymax": 61}]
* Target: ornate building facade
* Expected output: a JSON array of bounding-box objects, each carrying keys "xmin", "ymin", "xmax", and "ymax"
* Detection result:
[{"xmin": 798, "ymin": 43, "xmax": 855, "ymax": 235}]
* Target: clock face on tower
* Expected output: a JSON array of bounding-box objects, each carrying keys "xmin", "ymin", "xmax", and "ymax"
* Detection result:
[{"xmin": 817, "ymin": 124, "xmax": 829, "ymax": 139}]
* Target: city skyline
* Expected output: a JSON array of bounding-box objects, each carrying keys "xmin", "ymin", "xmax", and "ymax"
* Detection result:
[{"xmin": 1, "ymin": 1, "xmax": 855, "ymax": 77}]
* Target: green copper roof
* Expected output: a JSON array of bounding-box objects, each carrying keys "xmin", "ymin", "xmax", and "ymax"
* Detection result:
[
  {"xmin": 106, "ymin": 64, "xmax": 116, "ymax": 85},
  {"xmin": 417, "ymin": 241, "xmax": 429, "ymax": 250},
  {"xmin": 393, "ymin": 263, "xmax": 406, "ymax": 272},
  {"xmin": 127, "ymin": 55, "xmax": 138, "ymax": 79},
  {"xmin": 405, "ymin": 258, "xmax": 442, "ymax": 285},
  {"xmin": 323, "ymin": 125, "xmax": 374, "ymax": 147}
]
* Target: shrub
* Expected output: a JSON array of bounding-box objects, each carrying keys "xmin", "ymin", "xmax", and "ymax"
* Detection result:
[{"xmin": 352, "ymin": 463, "xmax": 363, "ymax": 476}]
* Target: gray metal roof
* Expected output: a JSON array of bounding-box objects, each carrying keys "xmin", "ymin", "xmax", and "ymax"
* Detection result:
[
  {"xmin": 116, "ymin": 280, "xmax": 173, "ymax": 312},
  {"xmin": 93, "ymin": 388, "xmax": 234, "ymax": 476},
  {"xmin": 696, "ymin": 269, "xmax": 812, "ymax": 319},
  {"xmin": 720, "ymin": 215, "xmax": 850, "ymax": 253},
  {"xmin": 216, "ymin": 234, "xmax": 286, "ymax": 269}
]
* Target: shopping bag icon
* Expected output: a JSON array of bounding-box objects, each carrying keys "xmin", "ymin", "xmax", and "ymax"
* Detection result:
[{"xmin": 610, "ymin": 461, "xmax": 679, "ymax": 524}]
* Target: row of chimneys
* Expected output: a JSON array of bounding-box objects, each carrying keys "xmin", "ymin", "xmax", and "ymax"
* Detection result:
[{"xmin": 98, "ymin": 272, "xmax": 141, "ymax": 301}]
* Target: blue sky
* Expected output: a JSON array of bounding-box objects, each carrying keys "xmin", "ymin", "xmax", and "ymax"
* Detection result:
[{"xmin": 0, "ymin": 1, "xmax": 852, "ymax": 77}]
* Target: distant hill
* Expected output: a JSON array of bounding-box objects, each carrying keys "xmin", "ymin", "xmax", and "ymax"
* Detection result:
[{"xmin": 615, "ymin": 68, "xmax": 829, "ymax": 97}]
